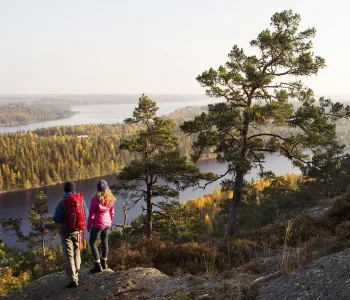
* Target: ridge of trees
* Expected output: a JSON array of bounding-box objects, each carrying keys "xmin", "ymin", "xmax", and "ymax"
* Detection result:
[
  {"xmin": 2, "ymin": 104, "xmax": 350, "ymax": 192},
  {"xmin": 0, "ymin": 120, "xmax": 208, "ymax": 192},
  {"xmin": 0, "ymin": 102, "xmax": 76, "ymax": 126}
]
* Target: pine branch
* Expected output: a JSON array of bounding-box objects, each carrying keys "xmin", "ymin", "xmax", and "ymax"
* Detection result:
[
  {"xmin": 248, "ymin": 133, "xmax": 288, "ymax": 141},
  {"xmin": 195, "ymin": 168, "xmax": 232, "ymax": 190}
]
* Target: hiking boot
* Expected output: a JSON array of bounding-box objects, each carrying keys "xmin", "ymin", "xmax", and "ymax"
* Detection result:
[
  {"xmin": 66, "ymin": 281, "xmax": 78, "ymax": 288},
  {"xmin": 101, "ymin": 258, "xmax": 108, "ymax": 270},
  {"xmin": 90, "ymin": 262, "xmax": 103, "ymax": 274}
]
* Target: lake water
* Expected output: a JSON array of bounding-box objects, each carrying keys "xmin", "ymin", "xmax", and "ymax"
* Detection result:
[
  {"xmin": 0, "ymin": 97, "xmax": 299, "ymax": 247},
  {"xmin": 0, "ymin": 155, "xmax": 298, "ymax": 247},
  {"xmin": 0, "ymin": 97, "xmax": 218, "ymax": 133}
]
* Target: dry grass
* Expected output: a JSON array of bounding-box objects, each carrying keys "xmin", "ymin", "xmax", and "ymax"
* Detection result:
[
  {"xmin": 104, "ymin": 190, "xmax": 350, "ymax": 291},
  {"xmin": 211, "ymin": 271, "xmax": 259, "ymax": 300},
  {"xmin": 107, "ymin": 237, "xmax": 261, "ymax": 277}
]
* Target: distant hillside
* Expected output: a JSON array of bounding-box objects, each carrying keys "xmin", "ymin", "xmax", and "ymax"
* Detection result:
[
  {"xmin": 0, "ymin": 102, "xmax": 77, "ymax": 126},
  {"xmin": 167, "ymin": 105, "xmax": 350, "ymax": 149},
  {"xmin": 0, "ymin": 94, "xmax": 208, "ymax": 106},
  {"xmin": 165, "ymin": 105, "xmax": 207, "ymax": 124}
]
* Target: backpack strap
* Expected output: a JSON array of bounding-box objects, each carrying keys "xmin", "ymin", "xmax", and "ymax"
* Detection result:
[
  {"xmin": 60, "ymin": 198, "xmax": 70, "ymax": 234},
  {"xmin": 81, "ymin": 230, "xmax": 85, "ymax": 250}
]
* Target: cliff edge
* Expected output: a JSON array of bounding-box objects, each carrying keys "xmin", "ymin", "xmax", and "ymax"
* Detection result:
[
  {"xmin": 9, "ymin": 248, "xmax": 350, "ymax": 299},
  {"xmin": 6, "ymin": 267, "xmax": 216, "ymax": 300}
]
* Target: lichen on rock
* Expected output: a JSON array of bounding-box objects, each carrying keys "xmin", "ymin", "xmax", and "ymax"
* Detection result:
[
  {"xmin": 6, "ymin": 267, "xmax": 217, "ymax": 300},
  {"xmin": 258, "ymin": 248, "xmax": 350, "ymax": 300}
]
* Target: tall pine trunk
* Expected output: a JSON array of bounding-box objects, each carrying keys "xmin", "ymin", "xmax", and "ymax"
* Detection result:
[
  {"xmin": 41, "ymin": 216, "xmax": 45, "ymax": 258},
  {"xmin": 41, "ymin": 234, "xmax": 45, "ymax": 257},
  {"xmin": 41, "ymin": 219, "xmax": 46, "ymax": 273},
  {"xmin": 225, "ymin": 170, "xmax": 244, "ymax": 237},
  {"xmin": 145, "ymin": 187, "xmax": 152, "ymax": 238},
  {"xmin": 226, "ymin": 110, "xmax": 249, "ymax": 237}
]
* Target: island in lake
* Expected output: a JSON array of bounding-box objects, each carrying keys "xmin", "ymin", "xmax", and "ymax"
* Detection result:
[{"xmin": 0, "ymin": 101, "xmax": 77, "ymax": 127}]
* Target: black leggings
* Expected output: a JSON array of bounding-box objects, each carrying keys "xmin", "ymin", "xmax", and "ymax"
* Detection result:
[{"xmin": 89, "ymin": 226, "xmax": 110, "ymax": 261}]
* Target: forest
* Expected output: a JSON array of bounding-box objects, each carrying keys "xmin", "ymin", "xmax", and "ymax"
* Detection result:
[
  {"xmin": 1, "ymin": 105, "xmax": 350, "ymax": 192},
  {"xmin": 0, "ymin": 121, "xmax": 209, "ymax": 192},
  {"xmin": 0, "ymin": 101, "xmax": 76, "ymax": 126}
]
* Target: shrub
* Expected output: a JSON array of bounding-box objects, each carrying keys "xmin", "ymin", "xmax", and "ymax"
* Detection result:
[
  {"xmin": 241, "ymin": 259, "xmax": 266, "ymax": 274},
  {"xmin": 335, "ymin": 221, "xmax": 350, "ymax": 239},
  {"xmin": 217, "ymin": 239, "xmax": 258, "ymax": 269},
  {"xmin": 109, "ymin": 242, "xmax": 152, "ymax": 271},
  {"xmin": 328, "ymin": 194, "xmax": 350, "ymax": 227},
  {"xmin": 135, "ymin": 237, "xmax": 215, "ymax": 275},
  {"xmin": 288, "ymin": 213, "xmax": 330, "ymax": 246},
  {"xmin": 108, "ymin": 230, "xmax": 124, "ymax": 247},
  {"xmin": 108, "ymin": 237, "xmax": 229, "ymax": 275},
  {"xmin": 0, "ymin": 267, "xmax": 30, "ymax": 297}
]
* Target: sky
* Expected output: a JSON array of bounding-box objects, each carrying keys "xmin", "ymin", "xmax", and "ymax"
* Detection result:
[{"xmin": 0, "ymin": 0, "xmax": 349, "ymax": 96}]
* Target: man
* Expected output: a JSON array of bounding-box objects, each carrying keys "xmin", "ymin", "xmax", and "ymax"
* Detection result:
[{"xmin": 53, "ymin": 181, "xmax": 88, "ymax": 288}]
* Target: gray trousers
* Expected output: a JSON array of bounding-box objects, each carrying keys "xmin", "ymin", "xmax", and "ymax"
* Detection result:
[{"xmin": 61, "ymin": 232, "xmax": 81, "ymax": 283}]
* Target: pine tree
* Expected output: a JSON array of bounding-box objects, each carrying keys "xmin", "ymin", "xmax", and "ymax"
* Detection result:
[
  {"xmin": 302, "ymin": 142, "xmax": 345, "ymax": 197},
  {"xmin": 27, "ymin": 192, "xmax": 57, "ymax": 258},
  {"xmin": 181, "ymin": 10, "xmax": 350, "ymax": 236},
  {"xmin": 0, "ymin": 192, "xmax": 57, "ymax": 271},
  {"xmin": 114, "ymin": 94, "xmax": 214, "ymax": 237}
]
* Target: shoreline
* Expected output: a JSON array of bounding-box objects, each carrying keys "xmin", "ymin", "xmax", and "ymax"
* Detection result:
[
  {"xmin": 0, "ymin": 157, "xmax": 219, "ymax": 194},
  {"xmin": 0, "ymin": 112, "xmax": 78, "ymax": 128},
  {"xmin": 0, "ymin": 173, "xmax": 117, "ymax": 195},
  {"xmin": 0, "ymin": 155, "xmax": 304, "ymax": 195}
]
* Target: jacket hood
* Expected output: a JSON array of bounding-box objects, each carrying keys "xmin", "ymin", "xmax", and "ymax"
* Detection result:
[{"xmin": 97, "ymin": 201, "xmax": 110, "ymax": 212}]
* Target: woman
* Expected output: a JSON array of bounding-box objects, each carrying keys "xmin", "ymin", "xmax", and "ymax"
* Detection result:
[{"xmin": 87, "ymin": 179, "xmax": 116, "ymax": 273}]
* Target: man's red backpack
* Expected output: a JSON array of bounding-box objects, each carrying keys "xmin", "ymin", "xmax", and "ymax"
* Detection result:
[{"xmin": 64, "ymin": 193, "xmax": 86, "ymax": 232}]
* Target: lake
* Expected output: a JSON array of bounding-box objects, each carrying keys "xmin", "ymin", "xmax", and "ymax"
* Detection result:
[
  {"xmin": 0, "ymin": 97, "xmax": 218, "ymax": 133},
  {"xmin": 0, "ymin": 155, "xmax": 298, "ymax": 247},
  {"xmin": 0, "ymin": 97, "xmax": 300, "ymax": 247}
]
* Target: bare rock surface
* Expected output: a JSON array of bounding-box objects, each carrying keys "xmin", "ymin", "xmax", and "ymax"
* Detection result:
[
  {"xmin": 7, "ymin": 267, "xmax": 217, "ymax": 300},
  {"xmin": 258, "ymin": 248, "xmax": 350, "ymax": 300},
  {"xmin": 12, "ymin": 246, "xmax": 350, "ymax": 299}
]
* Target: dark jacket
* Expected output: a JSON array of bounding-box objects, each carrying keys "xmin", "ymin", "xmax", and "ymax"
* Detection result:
[{"xmin": 53, "ymin": 192, "xmax": 88, "ymax": 235}]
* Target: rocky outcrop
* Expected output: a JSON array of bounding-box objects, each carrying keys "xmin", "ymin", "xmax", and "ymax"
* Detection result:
[
  {"xmin": 7, "ymin": 267, "xmax": 217, "ymax": 300},
  {"xmin": 258, "ymin": 248, "xmax": 350, "ymax": 300},
  {"xmin": 12, "ymin": 247, "xmax": 350, "ymax": 299}
]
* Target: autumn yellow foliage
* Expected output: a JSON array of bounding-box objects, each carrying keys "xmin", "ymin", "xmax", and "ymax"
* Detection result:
[
  {"xmin": 0, "ymin": 267, "xmax": 30, "ymax": 297},
  {"xmin": 180, "ymin": 174, "xmax": 303, "ymax": 233}
]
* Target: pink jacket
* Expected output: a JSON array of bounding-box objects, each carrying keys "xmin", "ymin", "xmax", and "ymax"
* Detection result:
[{"xmin": 87, "ymin": 195, "xmax": 115, "ymax": 230}]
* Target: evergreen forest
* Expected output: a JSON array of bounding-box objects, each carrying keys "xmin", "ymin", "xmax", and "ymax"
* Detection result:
[
  {"xmin": 1, "ymin": 106, "xmax": 350, "ymax": 192},
  {"xmin": 0, "ymin": 102, "xmax": 76, "ymax": 126}
]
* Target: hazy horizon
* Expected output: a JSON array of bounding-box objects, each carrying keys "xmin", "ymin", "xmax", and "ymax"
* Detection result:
[
  {"xmin": 1, "ymin": 1, "xmax": 350, "ymax": 95},
  {"xmin": 1, "ymin": 93, "xmax": 350, "ymax": 99}
]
